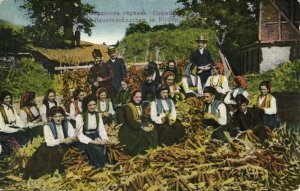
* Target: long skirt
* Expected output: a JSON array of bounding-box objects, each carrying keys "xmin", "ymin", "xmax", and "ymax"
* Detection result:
[
  {"xmin": 119, "ymin": 123, "xmax": 158, "ymax": 156},
  {"xmin": 23, "ymin": 143, "xmax": 69, "ymax": 179},
  {"xmin": 155, "ymin": 121, "xmax": 186, "ymax": 146},
  {"xmin": 80, "ymin": 133, "xmax": 107, "ymax": 169},
  {"xmin": 262, "ymin": 114, "xmax": 280, "ymax": 130},
  {"xmin": 0, "ymin": 133, "xmax": 20, "ymax": 156}
]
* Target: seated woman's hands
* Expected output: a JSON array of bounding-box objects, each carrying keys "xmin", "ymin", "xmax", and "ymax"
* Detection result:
[
  {"xmin": 90, "ymin": 138, "xmax": 110, "ymax": 145},
  {"xmin": 60, "ymin": 137, "xmax": 77, "ymax": 144}
]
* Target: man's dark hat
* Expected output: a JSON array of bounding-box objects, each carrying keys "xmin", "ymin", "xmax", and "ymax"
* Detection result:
[
  {"xmin": 92, "ymin": 49, "xmax": 102, "ymax": 58},
  {"xmin": 196, "ymin": 35, "xmax": 208, "ymax": 43}
]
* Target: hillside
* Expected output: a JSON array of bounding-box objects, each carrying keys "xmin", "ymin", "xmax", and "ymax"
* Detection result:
[{"xmin": 0, "ymin": 19, "xmax": 23, "ymax": 31}]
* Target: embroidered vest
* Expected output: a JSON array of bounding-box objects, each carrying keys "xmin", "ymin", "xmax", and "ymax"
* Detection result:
[
  {"xmin": 22, "ymin": 106, "xmax": 40, "ymax": 122},
  {"xmin": 47, "ymin": 120, "xmax": 69, "ymax": 139},
  {"xmin": 82, "ymin": 112, "xmax": 100, "ymax": 135},
  {"xmin": 210, "ymin": 75, "xmax": 224, "ymax": 88},
  {"xmin": 128, "ymin": 103, "xmax": 142, "ymax": 121},
  {"xmin": 204, "ymin": 100, "xmax": 222, "ymax": 116},
  {"xmin": 0, "ymin": 105, "xmax": 9, "ymax": 124},
  {"xmin": 258, "ymin": 94, "xmax": 272, "ymax": 108},
  {"xmin": 155, "ymin": 99, "xmax": 173, "ymax": 116},
  {"xmin": 97, "ymin": 99, "xmax": 110, "ymax": 113}
]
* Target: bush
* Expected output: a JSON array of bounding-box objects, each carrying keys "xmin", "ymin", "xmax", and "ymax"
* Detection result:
[
  {"xmin": 246, "ymin": 59, "xmax": 300, "ymax": 104},
  {"xmin": 0, "ymin": 58, "xmax": 53, "ymax": 98}
]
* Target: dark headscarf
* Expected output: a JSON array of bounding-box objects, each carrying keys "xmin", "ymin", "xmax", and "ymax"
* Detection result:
[
  {"xmin": 82, "ymin": 95, "xmax": 97, "ymax": 112},
  {"xmin": 0, "ymin": 90, "xmax": 12, "ymax": 104}
]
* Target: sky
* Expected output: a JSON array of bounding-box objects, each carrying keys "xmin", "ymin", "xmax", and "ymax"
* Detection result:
[{"xmin": 0, "ymin": 0, "xmax": 183, "ymax": 45}]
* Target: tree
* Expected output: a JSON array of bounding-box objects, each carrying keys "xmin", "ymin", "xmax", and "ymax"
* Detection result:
[
  {"xmin": 0, "ymin": 27, "xmax": 27, "ymax": 52},
  {"xmin": 125, "ymin": 21, "xmax": 151, "ymax": 35},
  {"xmin": 18, "ymin": 0, "xmax": 95, "ymax": 47},
  {"xmin": 175, "ymin": 0, "xmax": 259, "ymax": 64}
]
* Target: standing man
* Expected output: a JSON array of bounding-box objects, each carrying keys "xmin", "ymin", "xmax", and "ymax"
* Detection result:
[
  {"xmin": 88, "ymin": 49, "xmax": 116, "ymax": 97},
  {"xmin": 190, "ymin": 35, "xmax": 215, "ymax": 84},
  {"xmin": 106, "ymin": 46, "xmax": 127, "ymax": 91}
]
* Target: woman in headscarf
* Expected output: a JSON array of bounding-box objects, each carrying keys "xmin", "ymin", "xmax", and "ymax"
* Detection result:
[
  {"xmin": 96, "ymin": 88, "xmax": 115, "ymax": 125},
  {"xmin": 69, "ymin": 88, "xmax": 85, "ymax": 126},
  {"xmin": 118, "ymin": 89, "xmax": 158, "ymax": 156},
  {"xmin": 0, "ymin": 90, "xmax": 29, "ymax": 150},
  {"xmin": 182, "ymin": 63, "xmax": 203, "ymax": 98},
  {"xmin": 162, "ymin": 71, "xmax": 185, "ymax": 103},
  {"xmin": 76, "ymin": 95, "xmax": 110, "ymax": 169},
  {"xmin": 23, "ymin": 106, "xmax": 77, "ymax": 179},
  {"xmin": 150, "ymin": 85, "xmax": 186, "ymax": 146},
  {"xmin": 20, "ymin": 91, "xmax": 44, "ymax": 139}
]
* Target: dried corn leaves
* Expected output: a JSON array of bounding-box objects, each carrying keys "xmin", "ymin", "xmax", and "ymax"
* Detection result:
[{"xmin": 1, "ymin": 100, "xmax": 300, "ymax": 191}]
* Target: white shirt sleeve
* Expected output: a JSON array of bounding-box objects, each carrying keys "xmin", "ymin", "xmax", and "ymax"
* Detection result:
[
  {"xmin": 150, "ymin": 101, "xmax": 162, "ymax": 124},
  {"xmin": 204, "ymin": 76, "xmax": 212, "ymax": 88},
  {"xmin": 44, "ymin": 124, "xmax": 60, "ymax": 147},
  {"xmin": 15, "ymin": 113, "xmax": 25, "ymax": 129},
  {"xmin": 67, "ymin": 121, "xmax": 76, "ymax": 137},
  {"xmin": 108, "ymin": 101, "xmax": 115, "ymax": 115},
  {"xmin": 197, "ymin": 76, "xmax": 203, "ymax": 96},
  {"xmin": 98, "ymin": 115, "xmax": 109, "ymax": 141},
  {"xmin": 217, "ymin": 103, "xmax": 227, "ymax": 125},
  {"xmin": 40, "ymin": 104, "xmax": 47, "ymax": 122},
  {"xmin": 217, "ymin": 76, "xmax": 230, "ymax": 95},
  {"xmin": 76, "ymin": 114, "xmax": 92, "ymax": 144},
  {"xmin": 69, "ymin": 102, "xmax": 76, "ymax": 121},
  {"xmin": 264, "ymin": 96, "xmax": 277, "ymax": 115},
  {"xmin": 169, "ymin": 100, "xmax": 177, "ymax": 121},
  {"xmin": 182, "ymin": 77, "xmax": 191, "ymax": 94},
  {"xmin": 19, "ymin": 109, "xmax": 28, "ymax": 124},
  {"xmin": 0, "ymin": 113, "xmax": 18, "ymax": 133},
  {"xmin": 224, "ymin": 90, "xmax": 235, "ymax": 105}
]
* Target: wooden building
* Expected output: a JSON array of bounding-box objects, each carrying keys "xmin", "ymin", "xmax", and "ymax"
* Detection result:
[{"xmin": 238, "ymin": 0, "xmax": 300, "ymax": 74}]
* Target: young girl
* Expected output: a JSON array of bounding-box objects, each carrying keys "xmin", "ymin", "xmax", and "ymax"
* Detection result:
[
  {"xmin": 162, "ymin": 71, "xmax": 185, "ymax": 102},
  {"xmin": 182, "ymin": 63, "xmax": 203, "ymax": 98},
  {"xmin": 255, "ymin": 80, "xmax": 280, "ymax": 129},
  {"xmin": 76, "ymin": 95, "xmax": 110, "ymax": 169},
  {"xmin": 96, "ymin": 88, "xmax": 115, "ymax": 125},
  {"xmin": 23, "ymin": 106, "xmax": 77, "ymax": 179},
  {"xmin": 69, "ymin": 88, "xmax": 85, "ymax": 126},
  {"xmin": 114, "ymin": 78, "xmax": 131, "ymax": 107},
  {"xmin": 40, "ymin": 89, "xmax": 58, "ymax": 122},
  {"xmin": 0, "ymin": 90, "xmax": 29, "ymax": 148}
]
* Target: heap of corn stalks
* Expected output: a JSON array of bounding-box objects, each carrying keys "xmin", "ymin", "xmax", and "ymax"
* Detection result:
[{"xmin": 2, "ymin": 96, "xmax": 300, "ymax": 190}]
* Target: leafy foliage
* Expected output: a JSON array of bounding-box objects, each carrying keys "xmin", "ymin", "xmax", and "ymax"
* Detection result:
[
  {"xmin": 0, "ymin": 58, "xmax": 53, "ymax": 98},
  {"xmin": 18, "ymin": 0, "xmax": 95, "ymax": 48},
  {"xmin": 0, "ymin": 27, "xmax": 27, "ymax": 52},
  {"xmin": 246, "ymin": 59, "xmax": 300, "ymax": 105},
  {"xmin": 125, "ymin": 21, "xmax": 152, "ymax": 35},
  {"xmin": 120, "ymin": 28, "xmax": 219, "ymax": 63},
  {"xmin": 175, "ymin": 0, "xmax": 259, "ymax": 66}
]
